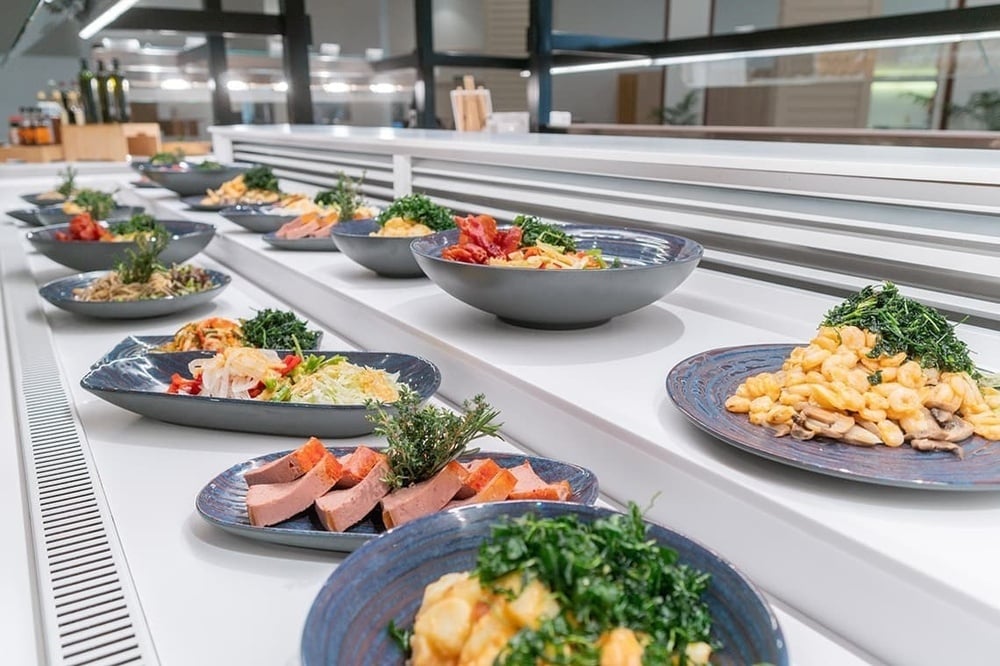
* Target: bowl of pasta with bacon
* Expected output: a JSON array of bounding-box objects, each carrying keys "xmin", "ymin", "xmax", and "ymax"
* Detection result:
[{"xmin": 410, "ymin": 214, "xmax": 702, "ymax": 329}]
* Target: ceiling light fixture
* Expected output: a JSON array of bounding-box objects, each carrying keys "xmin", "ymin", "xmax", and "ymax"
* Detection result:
[
  {"xmin": 272, "ymin": 81, "xmax": 289, "ymax": 92},
  {"xmin": 160, "ymin": 78, "xmax": 192, "ymax": 91},
  {"xmin": 323, "ymin": 81, "xmax": 351, "ymax": 93},
  {"xmin": 79, "ymin": 0, "xmax": 140, "ymax": 39},
  {"xmin": 369, "ymin": 83, "xmax": 398, "ymax": 94},
  {"xmin": 226, "ymin": 80, "xmax": 249, "ymax": 91}
]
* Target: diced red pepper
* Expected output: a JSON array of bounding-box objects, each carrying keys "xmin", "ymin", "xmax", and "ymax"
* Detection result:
[
  {"xmin": 167, "ymin": 373, "xmax": 202, "ymax": 395},
  {"xmin": 280, "ymin": 354, "xmax": 302, "ymax": 375}
]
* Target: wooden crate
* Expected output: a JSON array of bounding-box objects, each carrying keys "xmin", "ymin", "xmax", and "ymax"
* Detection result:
[
  {"xmin": 0, "ymin": 144, "xmax": 65, "ymax": 163},
  {"xmin": 62, "ymin": 123, "xmax": 162, "ymax": 162}
]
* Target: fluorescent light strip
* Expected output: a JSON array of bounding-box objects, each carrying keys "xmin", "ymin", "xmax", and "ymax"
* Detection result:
[
  {"xmin": 79, "ymin": 0, "xmax": 140, "ymax": 39},
  {"xmin": 552, "ymin": 28, "xmax": 1000, "ymax": 75}
]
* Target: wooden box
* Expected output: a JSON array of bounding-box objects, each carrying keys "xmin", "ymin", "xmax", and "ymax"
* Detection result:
[
  {"xmin": 0, "ymin": 144, "xmax": 65, "ymax": 163},
  {"xmin": 62, "ymin": 123, "xmax": 162, "ymax": 162}
]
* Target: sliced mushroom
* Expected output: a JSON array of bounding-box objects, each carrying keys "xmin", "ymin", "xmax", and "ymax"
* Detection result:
[
  {"xmin": 899, "ymin": 408, "xmax": 946, "ymax": 440},
  {"xmin": 790, "ymin": 414, "xmax": 817, "ymax": 441},
  {"xmin": 911, "ymin": 438, "xmax": 964, "ymax": 459},
  {"xmin": 767, "ymin": 423, "xmax": 791, "ymax": 437},
  {"xmin": 841, "ymin": 424, "xmax": 882, "ymax": 447},
  {"xmin": 800, "ymin": 405, "xmax": 855, "ymax": 436},
  {"xmin": 937, "ymin": 415, "xmax": 974, "ymax": 443},
  {"xmin": 929, "ymin": 407, "xmax": 954, "ymax": 426}
]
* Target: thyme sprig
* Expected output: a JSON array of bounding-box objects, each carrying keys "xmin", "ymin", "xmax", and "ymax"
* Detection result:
[
  {"xmin": 367, "ymin": 391, "xmax": 502, "ymax": 489},
  {"xmin": 115, "ymin": 222, "xmax": 168, "ymax": 284}
]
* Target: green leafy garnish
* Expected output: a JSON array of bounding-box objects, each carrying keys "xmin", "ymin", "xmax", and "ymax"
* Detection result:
[
  {"xmin": 368, "ymin": 391, "xmax": 502, "ymax": 489},
  {"xmin": 315, "ymin": 171, "xmax": 367, "ymax": 220},
  {"xmin": 242, "ymin": 165, "xmax": 280, "ymax": 192},
  {"xmin": 195, "ymin": 160, "xmax": 223, "ymax": 171},
  {"xmin": 513, "ymin": 214, "xmax": 577, "ymax": 252},
  {"xmin": 474, "ymin": 503, "xmax": 715, "ymax": 666},
  {"xmin": 109, "ymin": 213, "xmax": 158, "ymax": 236},
  {"xmin": 387, "ymin": 620, "xmax": 411, "ymax": 654},
  {"xmin": 115, "ymin": 223, "xmax": 169, "ymax": 284},
  {"xmin": 56, "ymin": 165, "xmax": 77, "ymax": 198},
  {"xmin": 239, "ymin": 309, "xmax": 321, "ymax": 350},
  {"xmin": 377, "ymin": 193, "xmax": 454, "ymax": 231},
  {"xmin": 822, "ymin": 281, "xmax": 978, "ymax": 377},
  {"xmin": 149, "ymin": 150, "xmax": 184, "ymax": 166},
  {"xmin": 73, "ymin": 189, "xmax": 116, "ymax": 221}
]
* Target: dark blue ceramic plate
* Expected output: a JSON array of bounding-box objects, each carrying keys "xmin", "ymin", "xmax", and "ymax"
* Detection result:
[
  {"xmin": 7, "ymin": 208, "xmax": 40, "ymax": 225},
  {"xmin": 80, "ymin": 350, "xmax": 441, "ymax": 438},
  {"xmin": 300, "ymin": 501, "xmax": 787, "ymax": 665},
  {"xmin": 27, "ymin": 219, "xmax": 215, "ymax": 271},
  {"xmin": 411, "ymin": 225, "xmax": 703, "ymax": 329},
  {"xmin": 197, "ymin": 450, "xmax": 598, "ymax": 552},
  {"xmin": 262, "ymin": 231, "xmax": 339, "ymax": 251},
  {"xmin": 39, "ymin": 269, "xmax": 230, "ymax": 320},
  {"xmin": 667, "ymin": 344, "xmax": 1000, "ymax": 490},
  {"xmin": 331, "ymin": 219, "xmax": 425, "ymax": 278},
  {"xmin": 220, "ymin": 206, "xmax": 296, "ymax": 233}
]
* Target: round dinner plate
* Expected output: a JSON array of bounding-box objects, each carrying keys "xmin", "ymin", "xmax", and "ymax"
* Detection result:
[
  {"xmin": 300, "ymin": 501, "xmax": 787, "ymax": 666},
  {"xmin": 196, "ymin": 449, "xmax": 598, "ymax": 552},
  {"xmin": 39, "ymin": 269, "xmax": 230, "ymax": 319},
  {"xmin": 666, "ymin": 344, "xmax": 1000, "ymax": 490}
]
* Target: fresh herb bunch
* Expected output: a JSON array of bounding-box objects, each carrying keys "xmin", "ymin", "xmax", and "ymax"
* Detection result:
[
  {"xmin": 115, "ymin": 223, "xmax": 169, "ymax": 284},
  {"xmin": 369, "ymin": 391, "xmax": 502, "ymax": 489},
  {"xmin": 239, "ymin": 309, "xmax": 321, "ymax": 350},
  {"xmin": 195, "ymin": 160, "xmax": 223, "ymax": 171},
  {"xmin": 73, "ymin": 189, "xmax": 116, "ymax": 221},
  {"xmin": 377, "ymin": 193, "xmax": 454, "ymax": 231},
  {"xmin": 242, "ymin": 165, "xmax": 280, "ymax": 192},
  {"xmin": 513, "ymin": 214, "xmax": 577, "ymax": 252},
  {"xmin": 474, "ymin": 503, "xmax": 714, "ymax": 666},
  {"xmin": 822, "ymin": 281, "xmax": 978, "ymax": 376},
  {"xmin": 110, "ymin": 213, "xmax": 158, "ymax": 236},
  {"xmin": 315, "ymin": 171, "xmax": 367, "ymax": 220},
  {"xmin": 56, "ymin": 165, "xmax": 78, "ymax": 198},
  {"xmin": 149, "ymin": 150, "xmax": 184, "ymax": 166}
]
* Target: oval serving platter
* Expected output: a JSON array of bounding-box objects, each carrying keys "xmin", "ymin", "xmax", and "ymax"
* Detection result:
[
  {"xmin": 197, "ymin": 450, "xmax": 598, "ymax": 552},
  {"xmin": 300, "ymin": 501, "xmax": 787, "ymax": 665},
  {"xmin": 39, "ymin": 269, "xmax": 231, "ymax": 320},
  {"xmin": 666, "ymin": 344, "xmax": 1000, "ymax": 490},
  {"xmin": 80, "ymin": 350, "xmax": 441, "ymax": 438}
]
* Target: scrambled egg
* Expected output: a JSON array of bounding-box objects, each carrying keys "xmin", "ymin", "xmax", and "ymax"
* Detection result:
[{"xmin": 370, "ymin": 217, "xmax": 433, "ymax": 237}]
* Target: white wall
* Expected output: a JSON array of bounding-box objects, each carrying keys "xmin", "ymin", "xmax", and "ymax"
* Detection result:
[{"xmin": 0, "ymin": 56, "xmax": 80, "ymax": 131}]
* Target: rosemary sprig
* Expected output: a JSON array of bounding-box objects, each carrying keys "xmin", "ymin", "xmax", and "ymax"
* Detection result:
[
  {"xmin": 368, "ymin": 391, "xmax": 503, "ymax": 489},
  {"xmin": 115, "ymin": 222, "xmax": 169, "ymax": 284}
]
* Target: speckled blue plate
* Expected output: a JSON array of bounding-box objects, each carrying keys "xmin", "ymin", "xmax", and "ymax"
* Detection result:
[
  {"xmin": 300, "ymin": 501, "xmax": 787, "ymax": 665},
  {"xmin": 39, "ymin": 269, "xmax": 230, "ymax": 319},
  {"xmin": 80, "ymin": 350, "xmax": 440, "ymax": 437},
  {"xmin": 197, "ymin": 450, "xmax": 598, "ymax": 552},
  {"xmin": 262, "ymin": 231, "xmax": 339, "ymax": 251},
  {"xmin": 667, "ymin": 344, "xmax": 1000, "ymax": 490},
  {"xmin": 411, "ymin": 225, "xmax": 703, "ymax": 329}
]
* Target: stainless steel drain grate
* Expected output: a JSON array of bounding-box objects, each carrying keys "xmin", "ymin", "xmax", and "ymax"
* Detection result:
[{"xmin": 2, "ymin": 234, "xmax": 159, "ymax": 666}]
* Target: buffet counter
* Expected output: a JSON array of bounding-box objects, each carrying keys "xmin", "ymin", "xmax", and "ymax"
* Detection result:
[{"xmin": 2, "ymin": 125, "xmax": 999, "ymax": 665}]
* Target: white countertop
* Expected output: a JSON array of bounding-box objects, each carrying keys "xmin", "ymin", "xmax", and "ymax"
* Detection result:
[{"xmin": 4, "ymin": 157, "xmax": 997, "ymax": 665}]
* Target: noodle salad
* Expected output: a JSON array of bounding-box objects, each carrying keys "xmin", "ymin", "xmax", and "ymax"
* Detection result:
[
  {"xmin": 167, "ymin": 347, "xmax": 403, "ymax": 405},
  {"xmin": 441, "ymin": 214, "xmax": 619, "ymax": 269}
]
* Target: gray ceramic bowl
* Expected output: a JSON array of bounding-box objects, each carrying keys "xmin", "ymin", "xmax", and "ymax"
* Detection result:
[
  {"xmin": 26, "ymin": 220, "xmax": 216, "ymax": 272},
  {"xmin": 39, "ymin": 268, "xmax": 231, "ymax": 319},
  {"xmin": 7, "ymin": 208, "xmax": 41, "ymax": 225},
  {"xmin": 220, "ymin": 205, "xmax": 297, "ymax": 233},
  {"xmin": 138, "ymin": 163, "xmax": 251, "ymax": 196},
  {"xmin": 300, "ymin": 501, "xmax": 788, "ymax": 666},
  {"xmin": 35, "ymin": 204, "xmax": 144, "ymax": 227},
  {"xmin": 331, "ymin": 218, "xmax": 426, "ymax": 278},
  {"xmin": 411, "ymin": 225, "xmax": 703, "ymax": 329},
  {"xmin": 80, "ymin": 350, "xmax": 440, "ymax": 438}
]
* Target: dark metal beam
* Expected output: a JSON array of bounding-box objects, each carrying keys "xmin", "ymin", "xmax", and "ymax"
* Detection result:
[
  {"xmin": 414, "ymin": 0, "xmax": 435, "ymax": 129},
  {"xmin": 370, "ymin": 52, "xmax": 419, "ymax": 73},
  {"xmin": 564, "ymin": 6, "xmax": 1000, "ymax": 60},
  {"xmin": 106, "ymin": 9, "xmax": 285, "ymax": 35},
  {"xmin": 280, "ymin": 0, "xmax": 313, "ymax": 124},
  {"xmin": 176, "ymin": 43, "xmax": 210, "ymax": 68},
  {"xmin": 430, "ymin": 53, "xmax": 529, "ymax": 69},
  {"xmin": 527, "ymin": 0, "xmax": 553, "ymax": 131},
  {"xmin": 550, "ymin": 33, "xmax": 644, "ymax": 52},
  {"xmin": 202, "ymin": 0, "xmax": 237, "ymax": 126}
]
